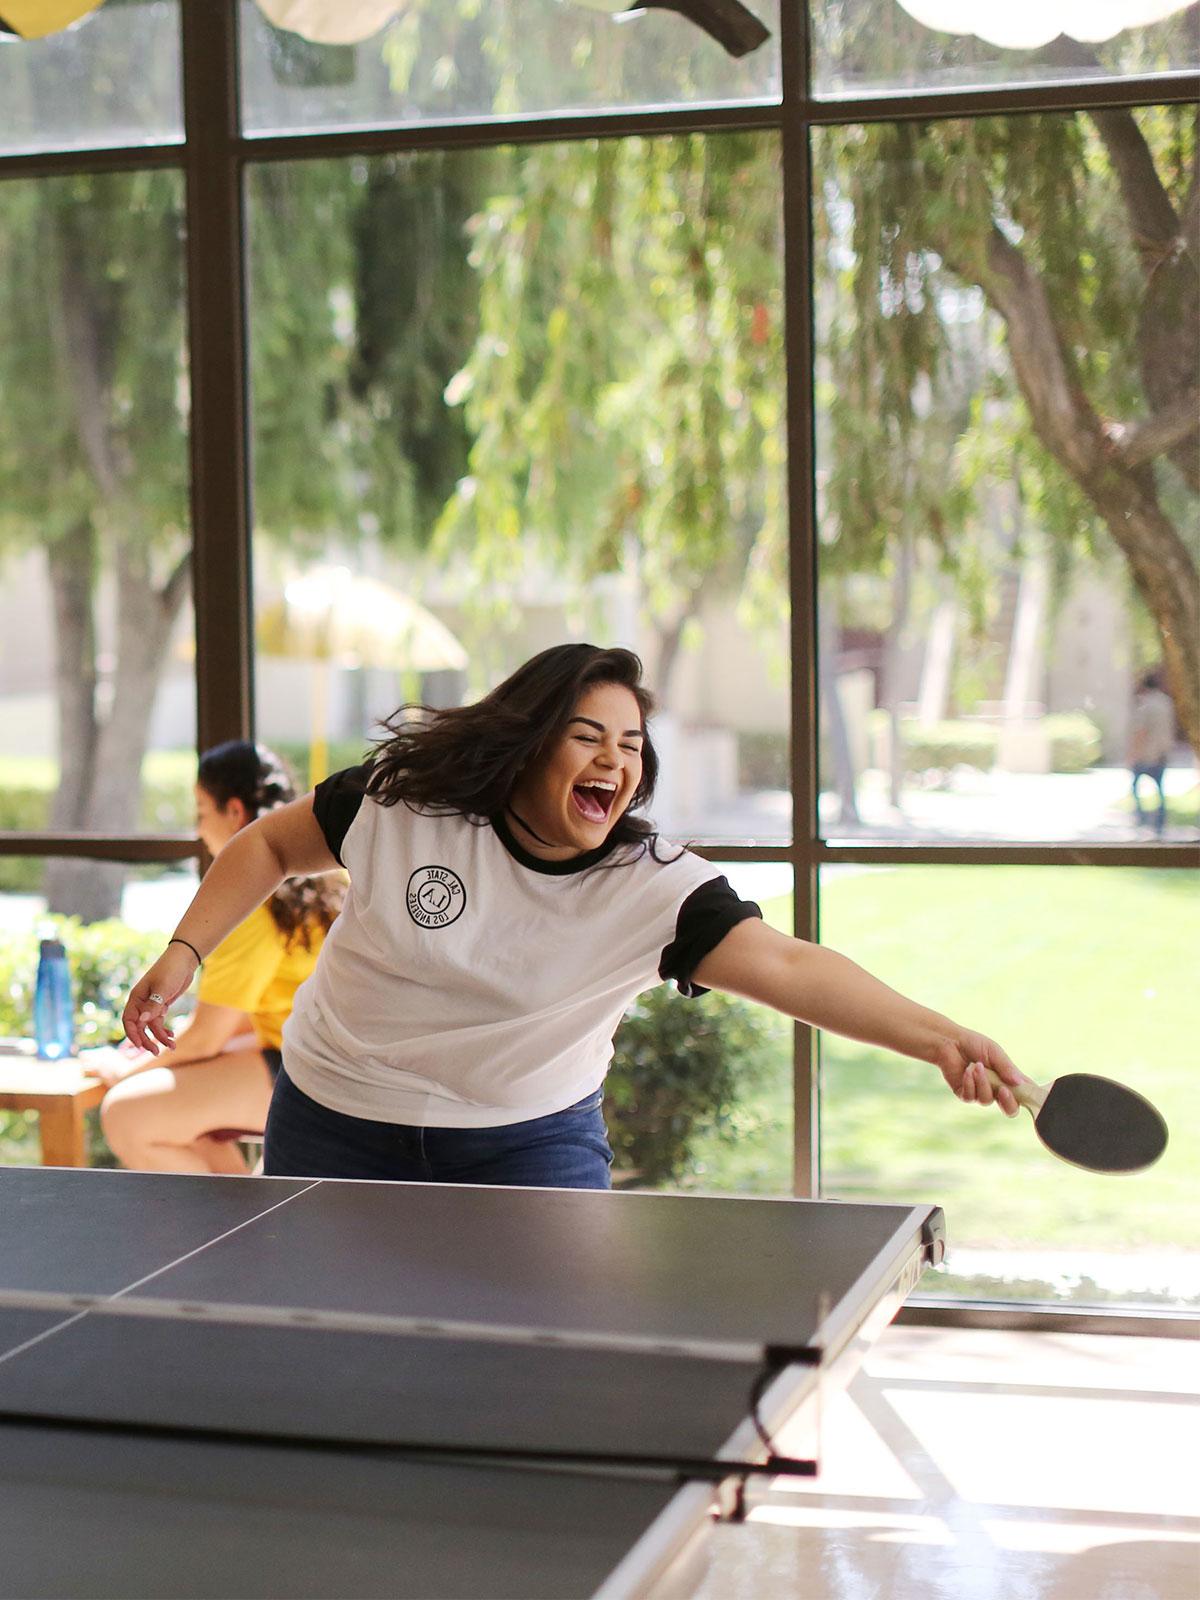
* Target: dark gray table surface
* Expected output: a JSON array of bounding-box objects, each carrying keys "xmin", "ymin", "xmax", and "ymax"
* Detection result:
[{"xmin": 0, "ymin": 1167, "xmax": 942, "ymax": 1599}]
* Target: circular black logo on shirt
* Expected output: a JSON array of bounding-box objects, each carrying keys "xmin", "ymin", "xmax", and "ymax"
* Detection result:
[{"xmin": 407, "ymin": 865, "xmax": 466, "ymax": 929}]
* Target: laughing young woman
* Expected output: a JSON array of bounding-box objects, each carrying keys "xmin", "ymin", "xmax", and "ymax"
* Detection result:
[{"xmin": 123, "ymin": 643, "xmax": 1027, "ymax": 1187}]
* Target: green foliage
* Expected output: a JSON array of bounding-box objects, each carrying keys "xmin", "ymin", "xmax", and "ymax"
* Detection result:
[
  {"xmin": 432, "ymin": 131, "xmax": 787, "ymax": 680},
  {"xmin": 1042, "ymin": 713, "xmax": 1102, "ymax": 773},
  {"xmin": 814, "ymin": 105, "xmax": 1198, "ymax": 742},
  {"xmin": 0, "ymin": 915, "xmax": 168, "ymax": 1164},
  {"xmin": 872, "ymin": 714, "xmax": 998, "ymax": 775},
  {"xmin": 869, "ymin": 712, "xmax": 1102, "ymax": 775},
  {"xmin": 922, "ymin": 1269, "xmax": 1193, "ymax": 1308},
  {"xmin": 271, "ymin": 739, "xmax": 374, "ymax": 791},
  {"xmin": 605, "ymin": 985, "xmax": 779, "ymax": 1186},
  {"xmin": 0, "ymin": 917, "xmax": 167, "ymax": 1046},
  {"xmin": 0, "ymin": 752, "xmax": 196, "ymax": 893},
  {"xmin": 0, "ymin": 169, "xmax": 188, "ymax": 554},
  {"xmin": 0, "ymin": 789, "xmax": 48, "ymax": 891}
]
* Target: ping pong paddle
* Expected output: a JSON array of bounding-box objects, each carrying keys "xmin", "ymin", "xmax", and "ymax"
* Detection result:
[{"xmin": 986, "ymin": 1069, "xmax": 1168, "ymax": 1174}]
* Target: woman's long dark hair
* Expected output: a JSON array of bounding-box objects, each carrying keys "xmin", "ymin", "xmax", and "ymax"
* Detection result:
[
  {"xmin": 197, "ymin": 741, "xmax": 343, "ymax": 948},
  {"xmin": 366, "ymin": 643, "xmax": 663, "ymax": 853}
]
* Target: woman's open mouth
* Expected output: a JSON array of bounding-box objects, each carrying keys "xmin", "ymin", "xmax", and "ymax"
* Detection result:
[{"xmin": 571, "ymin": 781, "xmax": 618, "ymax": 823}]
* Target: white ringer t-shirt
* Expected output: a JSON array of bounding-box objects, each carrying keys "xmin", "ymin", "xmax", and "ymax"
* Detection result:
[{"xmin": 280, "ymin": 765, "xmax": 762, "ymax": 1128}]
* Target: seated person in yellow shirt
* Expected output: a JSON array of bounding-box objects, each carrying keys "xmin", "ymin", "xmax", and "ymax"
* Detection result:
[{"xmin": 94, "ymin": 742, "xmax": 342, "ymax": 1174}]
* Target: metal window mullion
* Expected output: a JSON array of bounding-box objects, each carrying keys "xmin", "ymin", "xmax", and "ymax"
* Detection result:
[
  {"xmin": 181, "ymin": 0, "xmax": 253, "ymax": 756},
  {"xmin": 236, "ymin": 98, "xmax": 782, "ymax": 164},
  {"xmin": 0, "ymin": 837, "xmax": 197, "ymax": 863},
  {"xmin": 0, "ymin": 143, "xmax": 183, "ymax": 184},
  {"xmin": 778, "ymin": 0, "xmax": 820, "ymax": 1201},
  {"xmin": 3, "ymin": 74, "xmax": 1198, "ymax": 187},
  {"xmin": 804, "ymin": 69, "xmax": 1200, "ymax": 126}
]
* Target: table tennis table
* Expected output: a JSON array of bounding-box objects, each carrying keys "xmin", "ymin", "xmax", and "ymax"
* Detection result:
[{"xmin": 0, "ymin": 1167, "xmax": 944, "ymax": 1599}]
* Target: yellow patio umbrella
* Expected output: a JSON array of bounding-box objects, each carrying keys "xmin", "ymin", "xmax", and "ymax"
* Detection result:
[
  {"xmin": 256, "ymin": 565, "xmax": 468, "ymax": 783},
  {"xmin": 0, "ymin": 1, "xmax": 101, "ymax": 37}
]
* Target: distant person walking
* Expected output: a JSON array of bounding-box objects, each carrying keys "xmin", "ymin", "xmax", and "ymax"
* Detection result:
[{"xmin": 1128, "ymin": 669, "xmax": 1174, "ymax": 836}]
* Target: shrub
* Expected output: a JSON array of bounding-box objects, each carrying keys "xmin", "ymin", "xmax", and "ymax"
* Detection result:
[
  {"xmin": 605, "ymin": 985, "xmax": 779, "ymax": 1186},
  {"xmin": 1042, "ymin": 713, "xmax": 1102, "ymax": 773},
  {"xmin": 0, "ymin": 917, "xmax": 168, "ymax": 1045},
  {"xmin": 272, "ymin": 740, "xmax": 374, "ymax": 789},
  {"xmin": 0, "ymin": 753, "xmax": 196, "ymax": 893},
  {"xmin": 0, "ymin": 917, "xmax": 167, "ymax": 1166},
  {"xmin": 0, "ymin": 788, "xmax": 51, "ymax": 892},
  {"xmin": 896, "ymin": 717, "xmax": 999, "ymax": 774}
]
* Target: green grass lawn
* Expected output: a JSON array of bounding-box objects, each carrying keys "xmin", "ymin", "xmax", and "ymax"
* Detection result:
[{"xmin": 681, "ymin": 867, "xmax": 1198, "ymax": 1263}]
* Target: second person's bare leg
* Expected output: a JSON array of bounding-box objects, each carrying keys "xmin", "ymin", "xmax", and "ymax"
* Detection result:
[{"xmin": 100, "ymin": 1050, "xmax": 275, "ymax": 1175}]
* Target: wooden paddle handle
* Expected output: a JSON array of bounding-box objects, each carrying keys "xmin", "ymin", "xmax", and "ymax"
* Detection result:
[{"xmin": 984, "ymin": 1067, "xmax": 1046, "ymax": 1115}]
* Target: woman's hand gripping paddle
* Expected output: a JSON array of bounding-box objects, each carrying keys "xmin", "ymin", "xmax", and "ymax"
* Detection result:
[{"xmin": 986, "ymin": 1070, "xmax": 1168, "ymax": 1174}]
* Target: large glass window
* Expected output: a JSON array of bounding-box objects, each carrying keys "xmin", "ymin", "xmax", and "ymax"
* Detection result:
[
  {"xmin": 239, "ymin": 0, "xmax": 781, "ymax": 136},
  {"xmin": 1, "ymin": 3, "xmax": 1196, "ymax": 1328},
  {"xmin": 819, "ymin": 865, "xmax": 1199, "ymax": 1310},
  {"xmin": 0, "ymin": 0, "xmax": 183, "ymax": 157},
  {"xmin": 811, "ymin": 0, "xmax": 1199, "ymax": 98},
  {"xmin": 0, "ymin": 170, "xmax": 193, "ymax": 922},
  {"xmin": 245, "ymin": 136, "xmax": 789, "ymax": 844},
  {"xmin": 813, "ymin": 108, "xmax": 1199, "ymax": 844}
]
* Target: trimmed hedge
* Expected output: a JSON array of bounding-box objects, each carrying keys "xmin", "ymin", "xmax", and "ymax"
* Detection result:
[
  {"xmin": 0, "ymin": 916, "xmax": 169, "ymax": 1046},
  {"xmin": 882, "ymin": 715, "xmax": 999, "ymax": 774},
  {"xmin": 868, "ymin": 713, "xmax": 1102, "ymax": 776},
  {"xmin": 1041, "ymin": 713, "xmax": 1103, "ymax": 774},
  {"xmin": 0, "ymin": 754, "xmax": 196, "ymax": 893}
]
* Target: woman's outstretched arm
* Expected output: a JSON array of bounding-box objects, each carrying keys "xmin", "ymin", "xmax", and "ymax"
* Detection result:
[
  {"xmin": 122, "ymin": 795, "xmax": 338, "ymax": 1054},
  {"xmin": 693, "ymin": 918, "xmax": 1027, "ymax": 1115}
]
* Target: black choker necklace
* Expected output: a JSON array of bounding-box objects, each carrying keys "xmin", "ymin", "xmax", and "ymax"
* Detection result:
[{"xmin": 505, "ymin": 805, "xmax": 560, "ymax": 850}]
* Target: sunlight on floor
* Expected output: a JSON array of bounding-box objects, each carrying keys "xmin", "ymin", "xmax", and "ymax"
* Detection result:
[{"xmin": 694, "ymin": 1325, "xmax": 1200, "ymax": 1600}]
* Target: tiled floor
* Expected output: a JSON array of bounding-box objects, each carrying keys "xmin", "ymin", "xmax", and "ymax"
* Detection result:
[{"xmin": 695, "ymin": 1324, "xmax": 1200, "ymax": 1600}]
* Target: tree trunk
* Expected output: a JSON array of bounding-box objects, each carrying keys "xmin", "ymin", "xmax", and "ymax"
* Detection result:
[
  {"xmin": 883, "ymin": 534, "xmax": 913, "ymax": 808},
  {"xmin": 818, "ymin": 593, "xmax": 860, "ymax": 827},
  {"xmin": 966, "ymin": 226, "xmax": 1200, "ymax": 758},
  {"xmin": 44, "ymin": 518, "xmax": 99, "ymax": 833},
  {"xmin": 39, "ymin": 181, "xmax": 192, "ymax": 924},
  {"xmin": 44, "ymin": 543, "xmax": 190, "ymax": 924}
]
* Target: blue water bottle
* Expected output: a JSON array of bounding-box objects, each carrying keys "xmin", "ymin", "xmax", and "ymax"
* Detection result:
[{"xmin": 34, "ymin": 938, "xmax": 74, "ymax": 1060}]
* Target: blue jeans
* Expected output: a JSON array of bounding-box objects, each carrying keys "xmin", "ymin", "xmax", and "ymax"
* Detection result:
[
  {"xmin": 1131, "ymin": 762, "xmax": 1166, "ymax": 833},
  {"xmin": 263, "ymin": 1066, "xmax": 614, "ymax": 1189}
]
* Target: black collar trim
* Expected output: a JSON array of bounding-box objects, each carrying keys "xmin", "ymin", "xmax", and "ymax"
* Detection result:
[{"xmin": 490, "ymin": 809, "xmax": 621, "ymax": 876}]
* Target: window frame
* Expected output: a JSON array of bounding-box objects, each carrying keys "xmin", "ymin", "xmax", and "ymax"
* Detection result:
[{"xmin": 0, "ymin": 0, "xmax": 1195, "ymax": 1334}]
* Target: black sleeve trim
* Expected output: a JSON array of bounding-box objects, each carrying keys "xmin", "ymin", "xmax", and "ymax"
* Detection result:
[
  {"xmin": 312, "ymin": 764, "xmax": 371, "ymax": 866},
  {"xmin": 658, "ymin": 875, "xmax": 762, "ymax": 999}
]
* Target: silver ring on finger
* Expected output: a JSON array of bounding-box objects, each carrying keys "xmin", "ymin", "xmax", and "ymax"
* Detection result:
[{"xmin": 147, "ymin": 993, "xmax": 165, "ymax": 1004}]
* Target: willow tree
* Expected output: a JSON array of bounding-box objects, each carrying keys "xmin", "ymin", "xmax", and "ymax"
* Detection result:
[
  {"xmin": 817, "ymin": 104, "xmax": 1199, "ymax": 755},
  {"xmin": 433, "ymin": 130, "xmax": 787, "ymax": 704},
  {"xmin": 0, "ymin": 155, "xmax": 360, "ymax": 920},
  {"xmin": 0, "ymin": 170, "xmax": 191, "ymax": 920}
]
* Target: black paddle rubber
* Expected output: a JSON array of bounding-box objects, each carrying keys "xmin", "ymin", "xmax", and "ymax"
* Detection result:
[{"xmin": 1034, "ymin": 1073, "xmax": 1169, "ymax": 1174}]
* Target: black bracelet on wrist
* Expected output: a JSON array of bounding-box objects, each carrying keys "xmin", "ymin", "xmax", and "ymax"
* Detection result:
[{"xmin": 168, "ymin": 937, "xmax": 203, "ymax": 966}]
